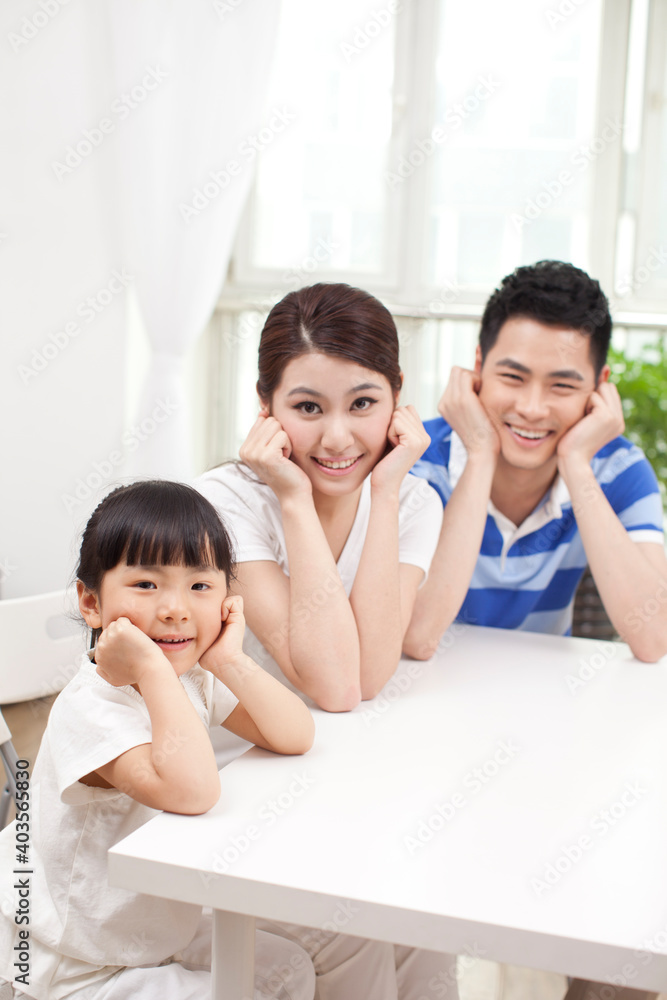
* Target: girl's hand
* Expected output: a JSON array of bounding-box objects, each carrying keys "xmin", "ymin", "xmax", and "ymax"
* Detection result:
[
  {"xmin": 370, "ymin": 405, "xmax": 431, "ymax": 495},
  {"xmin": 239, "ymin": 412, "xmax": 312, "ymax": 500},
  {"xmin": 95, "ymin": 617, "xmax": 165, "ymax": 688},
  {"xmin": 200, "ymin": 595, "xmax": 247, "ymax": 677}
]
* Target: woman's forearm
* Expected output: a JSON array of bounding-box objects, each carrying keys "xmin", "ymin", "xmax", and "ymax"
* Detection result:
[
  {"xmin": 349, "ymin": 491, "xmax": 403, "ymax": 699},
  {"xmin": 281, "ymin": 495, "xmax": 362, "ymax": 710}
]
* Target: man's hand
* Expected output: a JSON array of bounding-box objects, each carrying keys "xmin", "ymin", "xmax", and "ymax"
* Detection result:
[
  {"xmin": 438, "ymin": 366, "xmax": 500, "ymax": 458},
  {"xmin": 557, "ymin": 381, "xmax": 625, "ymax": 476}
]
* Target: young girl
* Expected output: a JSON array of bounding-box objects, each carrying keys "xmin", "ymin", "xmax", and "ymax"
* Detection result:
[
  {"xmin": 197, "ymin": 283, "xmax": 459, "ymax": 1000},
  {"xmin": 0, "ymin": 480, "xmax": 316, "ymax": 1000}
]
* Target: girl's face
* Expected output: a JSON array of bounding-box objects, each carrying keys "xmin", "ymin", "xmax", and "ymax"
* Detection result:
[
  {"xmin": 79, "ymin": 562, "xmax": 227, "ymax": 675},
  {"xmin": 267, "ymin": 352, "xmax": 398, "ymax": 498}
]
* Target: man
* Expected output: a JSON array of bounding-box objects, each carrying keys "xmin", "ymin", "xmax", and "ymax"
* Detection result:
[
  {"xmin": 404, "ymin": 260, "xmax": 667, "ymax": 663},
  {"xmin": 405, "ymin": 260, "xmax": 666, "ymax": 1000}
]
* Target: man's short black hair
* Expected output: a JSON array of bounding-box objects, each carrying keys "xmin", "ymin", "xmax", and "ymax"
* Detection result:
[{"xmin": 479, "ymin": 260, "xmax": 612, "ymax": 376}]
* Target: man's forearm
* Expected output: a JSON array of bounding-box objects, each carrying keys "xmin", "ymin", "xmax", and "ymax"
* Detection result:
[
  {"xmin": 565, "ymin": 461, "xmax": 667, "ymax": 662},
  {"xmin": 403, "ymin": 455, "xmax": 494, "ymax": 659}
]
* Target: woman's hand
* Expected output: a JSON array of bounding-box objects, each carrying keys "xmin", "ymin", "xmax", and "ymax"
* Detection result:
[
  {"xmin": 370, "ymin": 404, "xmax": 431, "ymax": 495},
  {"xmin": 239, "ymin": 412, "xmax": 312, "ymax": 501},
  {"xmin": 95, "ymin": 617, "xmax": 165, "ymax": 688}
]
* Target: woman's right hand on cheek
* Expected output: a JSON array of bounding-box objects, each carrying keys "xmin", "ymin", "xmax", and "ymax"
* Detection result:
[
  {"xmin": 239, "ymin": 413, "xmax": 312, "ymax": 500},
  {"xmin": 95, "ymin": 617, "xmax": 163, "ymax": 688}
]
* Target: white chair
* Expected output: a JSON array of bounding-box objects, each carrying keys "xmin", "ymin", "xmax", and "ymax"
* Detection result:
[
  {"xmin": 0, "ymin": 589, "xmax": 85, "ymax": 828},
  {"xmin": 0, "ymin": 589, "xmax": 85, "ymax": 704},
  {"xmin": 0, "ymin": 708, "xmax": 17, "ymax": 829}
]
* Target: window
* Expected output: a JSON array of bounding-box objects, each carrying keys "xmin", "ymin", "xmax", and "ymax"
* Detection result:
[
  {"xmin": 233, "ymin": 0, "xmax": 398, "ymax": 288},
  {"xmin": 229, "ymin": 0, "xmax": 667, "ymax": 310},
  {"xmin": 206, "ymin": 0, "xmax": 667, "ymax": 468}
]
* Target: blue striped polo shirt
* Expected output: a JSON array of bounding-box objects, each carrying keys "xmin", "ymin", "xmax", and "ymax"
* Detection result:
[{"xmin": 412, "ymin": 418, "xmax": 665, "ymax": 635}]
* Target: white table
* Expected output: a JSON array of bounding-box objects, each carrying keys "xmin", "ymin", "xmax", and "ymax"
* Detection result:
[{"xmin": 109, "ymin": 625, "xmax": 667, "ymax": 996}]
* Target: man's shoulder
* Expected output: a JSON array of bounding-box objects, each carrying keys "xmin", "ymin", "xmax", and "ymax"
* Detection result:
[
  {"xmin": 420, "ymin": 417, "xmax": 454, "ymax": 465},
  {"xmin": 588, "ymin": 435, "xmax": 664, "ymax": 524},
  {"xmin": 411, "ymin": 419, "xmax": 456, "ymax": 504},
  {"xmin": 592, "ymin": 434, "xmax": 655, "ymax": 482}
]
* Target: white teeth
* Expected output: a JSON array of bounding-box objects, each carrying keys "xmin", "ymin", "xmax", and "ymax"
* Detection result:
[
  {"xmin": 509, "ymin": 426, "xmax": 550, "ymax": 440},
  {"xmin": 317, "ymin": 458, "xmax": 357, "ymax": 469}
]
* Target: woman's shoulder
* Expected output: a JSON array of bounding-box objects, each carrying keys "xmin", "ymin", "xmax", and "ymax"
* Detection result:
[
  {"xmin": 195, "ymin": 462, "xmax": 280, "ymax": 523},
  {"xmin": 398, "ymin": 471, "xmax": 442, "ymax": 507},
  {"xmin": 196, "ymin": 462, "xmax": 271, "ymax": 500}
]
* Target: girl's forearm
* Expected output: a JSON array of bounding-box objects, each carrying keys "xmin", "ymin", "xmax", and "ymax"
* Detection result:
[
  {"xmin": 349, "ymin": 491, "xmax": 403, "ymax": 699},
  {"xmin": 280, "ymin": 495, "xmax": 361, "ymax": 710},
  {"xmin": 138, "ymin": 666, "xmax": 220, "ymax": 810},
  {"xmin": 218, "ymin": 653, "xmax": 315, "ymax": 752}
]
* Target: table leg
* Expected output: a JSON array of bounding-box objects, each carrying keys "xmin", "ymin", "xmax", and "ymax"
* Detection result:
[{"xmin": 211, "ymin": 910, "xmax": 255, "ymax": 1000}]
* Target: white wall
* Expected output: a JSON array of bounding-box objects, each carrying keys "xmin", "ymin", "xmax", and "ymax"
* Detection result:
[{"xmin": 1, "ymin": 0, "xmax": 276, "ymax": 600}]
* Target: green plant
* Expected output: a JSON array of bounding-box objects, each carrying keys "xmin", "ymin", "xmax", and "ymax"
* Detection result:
[{"xmin": 608, "ymin": 337, "xmax": 667, "ymax": 509}]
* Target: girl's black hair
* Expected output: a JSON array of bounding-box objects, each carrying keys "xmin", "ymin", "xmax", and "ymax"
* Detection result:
[{"xmin": 77, "ymin": 480, "xmax": 235, "ymax": 594}]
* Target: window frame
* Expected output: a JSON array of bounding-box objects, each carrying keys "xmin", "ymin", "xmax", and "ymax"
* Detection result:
[{"xmin": 223, "ymin": 0, "xmax": 666, "ymax": 318}]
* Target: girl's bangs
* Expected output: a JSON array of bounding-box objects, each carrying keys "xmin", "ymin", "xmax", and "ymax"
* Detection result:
[{"xmin": 122, "ymin": 521, "xmax": 220, "ymax": 569}]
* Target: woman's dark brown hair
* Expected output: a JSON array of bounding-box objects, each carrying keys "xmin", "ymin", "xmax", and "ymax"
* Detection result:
[{"xmin": 257, "ymin": 283, "xmax": 402, "ymax": 400}]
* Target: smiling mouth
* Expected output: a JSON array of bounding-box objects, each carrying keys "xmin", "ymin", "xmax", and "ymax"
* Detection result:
[
  {"xmin": 312, "ymin": 456, "xmax": 361, "ymax": 470},
  {"xmin": 153, "ymin": 637, "xmax": 193, "ymax": 648},
  {"xmin": 506, "ymin": 425, "xmax": 552, "ymax": 441}
]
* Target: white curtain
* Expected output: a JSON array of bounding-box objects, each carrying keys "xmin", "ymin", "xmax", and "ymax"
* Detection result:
[
  {"xmin": 1, "ymin": 0, "xmax": 281, "ymax": 596},
  {"xmin": 108, "ymin": 0, "xmax": 282, "ymax": 479}
]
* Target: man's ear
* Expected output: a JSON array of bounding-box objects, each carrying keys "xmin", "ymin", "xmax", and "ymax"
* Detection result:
[
  {"xmin": 597, "ymin": 363, "xmax": 611, "ymax": 387},
  {"xmin": 77, "ymin": 580, "xmax": 102, "ymax": 629},
  {"xmin": 474, "ymin": 345, "xmax": 483, "ymax": 376}
]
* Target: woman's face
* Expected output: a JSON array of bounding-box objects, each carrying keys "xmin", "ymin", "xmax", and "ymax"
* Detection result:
[{"xmin": 267, "ymin": 352, "xmax": 398, "ymax": 497}]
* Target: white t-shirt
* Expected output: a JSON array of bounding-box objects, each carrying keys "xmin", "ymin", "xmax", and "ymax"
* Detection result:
[
  {"xmin": 0, "ymin": 656, "xmax": 238, "ymax": 1000},
  {"xmin": 196, "ymin": 463, "xmax": 443, "ymax": 727},
  {"xmin": 198, "ymin": 464, "xmax": 443, "ymax": 591}
]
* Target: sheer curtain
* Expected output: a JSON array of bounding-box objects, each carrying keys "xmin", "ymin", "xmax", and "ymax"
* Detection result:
[
  {"xmin": 1, "ymin": 0, "xmax": 282, "ymax": 595},
  {"xmin": 108, "ymin": 0, "xmax": 282, "ymax": 478}
]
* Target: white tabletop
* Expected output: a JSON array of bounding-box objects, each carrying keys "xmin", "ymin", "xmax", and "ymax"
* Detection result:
[{"xmin": 109, "ymin": 625, "xmax": 667, "ymax": 991}]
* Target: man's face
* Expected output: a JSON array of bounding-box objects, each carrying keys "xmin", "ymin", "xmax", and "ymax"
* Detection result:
[{"xmin": 475, "ymin": 316, "xmax": 608, "ymax": 474}]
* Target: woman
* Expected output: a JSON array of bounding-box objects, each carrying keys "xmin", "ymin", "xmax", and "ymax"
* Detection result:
[
  {"xmin": 197, "ymin": 282, "xmax": 456, "ymax": 1000},
  {"xmin": 198, "ymin": 282, "xmax": 442, "ymax": 711}
]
